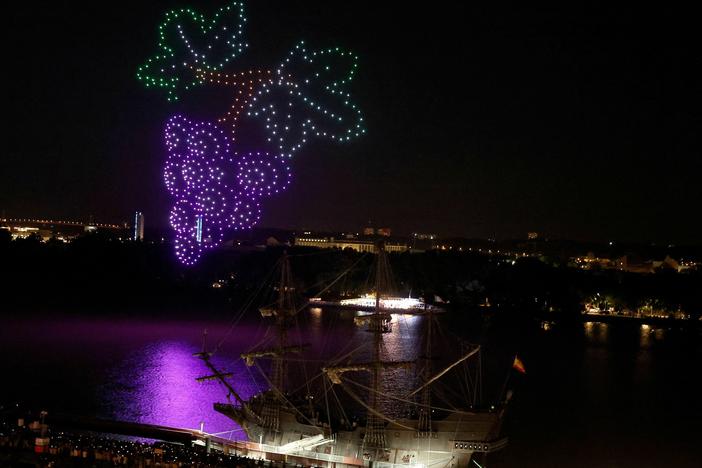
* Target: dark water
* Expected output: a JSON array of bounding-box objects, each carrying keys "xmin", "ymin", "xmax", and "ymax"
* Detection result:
[
  {"xmin": 1, "ymin": 311, "xmax": 700, "ymax": 467},
  {"xmin": 492, "ymin": 321, "xmax": 702, "ymax": 467},
  {"xmin": 0, "ymin": 310, "xmax": 425, "ymax": 435}
]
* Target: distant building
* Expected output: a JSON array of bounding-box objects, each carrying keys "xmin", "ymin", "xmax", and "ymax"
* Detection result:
[
  {"xmin": 572, "ymin": 253, "xmax": 614, "ymax": 270},
  {"xmin": 572, "ymin": 253, "xmax": 693, "ymax": 274},
  {"xmin": 133, "ymin": 212, "xmax": 145, "ymax": 241},
  {"xmin": 195, "ymin": 215, "xmax": 203, "ymax": 243},
  {"xmin": 295, "ymin": 236, "xmax": 409, "ymax": 253},
  {"xmin": 376, "ymin": 227, "xmax": 392, "ymax": 237},
  {"xmin": 614, "ymin": 255, "xmax": 653, "ymax": 274},
  {"xmin": 412, "ymin": 233, "xmax": 437, "ymax": 251},
  {"xmin": 651, "ymin": 255, "xmax": 680, "ymax": 272}
]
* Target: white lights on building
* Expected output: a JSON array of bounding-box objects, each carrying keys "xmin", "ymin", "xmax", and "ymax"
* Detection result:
[
  {"xmin": 339, "ymin": 294, "xmax": 426, "ymax": 310},
  {"xmin": 133, "ymin": 211, "xmax": 145, "ymax": 241}
]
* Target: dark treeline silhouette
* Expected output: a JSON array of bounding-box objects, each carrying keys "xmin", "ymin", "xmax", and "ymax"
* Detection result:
[{"xmin": 1, "ymin": 231, "xmax": 699, "ymax": 323}]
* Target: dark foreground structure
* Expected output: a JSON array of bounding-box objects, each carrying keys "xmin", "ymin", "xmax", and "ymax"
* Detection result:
[{"xmin": 0, "ymin": 413, "xmax": 273, "ymax": 468}]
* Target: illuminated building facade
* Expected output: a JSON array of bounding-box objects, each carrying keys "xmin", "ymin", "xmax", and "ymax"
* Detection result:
[
  {"xmin": 294, "ymin": 236, "xmax": 409, "ymax": 253},
  {"xmin": 362, "ymin": 226, "xmax": 392, "ymax": 237},
  {"xmin": 133, "ymin": 212, "xmax": 145, "ymax": 241}
]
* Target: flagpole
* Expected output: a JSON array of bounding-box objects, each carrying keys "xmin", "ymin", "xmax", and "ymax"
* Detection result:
[
  {"xmin": 497, "ymin": 354, "xmax": 522, "ymax": 405},
  {"xmin": 497, "ymin": 367, "xmax": 512, "ymax": 406}
]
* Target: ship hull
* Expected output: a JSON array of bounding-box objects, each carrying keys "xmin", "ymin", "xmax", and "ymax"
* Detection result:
[{"xmin": 215, "ymin": 403, "xmax": 507, "ymax": 467}]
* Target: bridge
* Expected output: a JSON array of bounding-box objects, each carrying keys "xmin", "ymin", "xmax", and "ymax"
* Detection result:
[{"xmin": 1, "ymin": 218, "xmax": 122, "ymax": 230}]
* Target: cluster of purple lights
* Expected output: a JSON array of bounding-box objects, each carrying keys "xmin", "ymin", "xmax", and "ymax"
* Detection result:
[
  {"xmin": 165, "ymin": 115, "xmax": 290, "ymax": 265},
  {"xmin": 137, "ymin": 2, "xmax": 365, "ymax": 264}
]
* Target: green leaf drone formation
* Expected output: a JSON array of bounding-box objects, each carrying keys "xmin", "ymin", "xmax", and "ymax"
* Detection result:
[{"xmin": 136, "ymin": 1, "xmax": 366, "ymax": 265}]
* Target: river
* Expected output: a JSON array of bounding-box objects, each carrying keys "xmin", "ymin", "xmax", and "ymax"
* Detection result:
[{"xmin": 1, "ymin": 310, "xmax": 700, "ymax": 467}]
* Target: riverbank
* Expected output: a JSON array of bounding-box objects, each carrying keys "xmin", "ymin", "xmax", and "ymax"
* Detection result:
[{"xmin": 581, "ymin": 312, "xmax": 702, "ymax": 328}]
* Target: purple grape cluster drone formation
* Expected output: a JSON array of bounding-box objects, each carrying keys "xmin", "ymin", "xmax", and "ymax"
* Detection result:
[{"xmin": 137, "ymin": 1, "xmax": 365, "ymax": 264}]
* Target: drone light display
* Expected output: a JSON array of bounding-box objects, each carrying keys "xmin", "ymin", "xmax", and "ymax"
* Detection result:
[{"xmin": 138, "ymin": 1, "xmax": 365, "ymax": 264}]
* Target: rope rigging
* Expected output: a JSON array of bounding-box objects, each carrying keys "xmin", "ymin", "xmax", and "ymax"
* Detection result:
[
  {"xmin": 192, "ymin": 245, "xmax": 505, "ymax": 463},
  {"xmin": 341, "ymin": 376, "xmax": 478, "ymax": 417}
]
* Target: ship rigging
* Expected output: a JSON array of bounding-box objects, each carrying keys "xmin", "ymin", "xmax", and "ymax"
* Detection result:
[{"xmin": 195, "ymin": 244, "xmax": 511, "ymax": 467}]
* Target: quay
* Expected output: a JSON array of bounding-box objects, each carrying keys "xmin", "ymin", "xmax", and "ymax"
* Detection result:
[{"xmin": 580, "ymin": 312, "xmax": 701, "ymax": 327}]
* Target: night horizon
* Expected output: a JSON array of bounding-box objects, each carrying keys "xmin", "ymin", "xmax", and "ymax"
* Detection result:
[
  {"xmin": 3, "ymin": 1, "xmax": 700, "ymax": 245},
  {"xmin": 1, "ymin": 3, "xmax": 701, "ymax": 467}
]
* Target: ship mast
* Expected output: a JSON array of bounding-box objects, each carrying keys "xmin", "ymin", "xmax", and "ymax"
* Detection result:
[
  {"xmin": 364, "ymin": 241, "xmax": 393, "ymax": 451},
  {"xmin": 241, "ymin": 251, "xmax": 304, "ymax": 434},
  {"xmin": 272, "ymin": 251, "xmax": 294, "ymax": 400},
  {"xmin": 417, "ymin": 306, "xmax": 433, "ymax": 434},
  {"xmin": 323, "ymin": 242, "xmax": 414, "ymax": 459}
]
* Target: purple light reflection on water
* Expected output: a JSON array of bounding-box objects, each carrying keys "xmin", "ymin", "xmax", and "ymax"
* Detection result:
[
  {"xmin": 0, "ymin": 312, "xmax": 420, "ymax": 436},
  {"xmin": 107, "ymin": 340, "xmax": 257, "ymax": 438},
  {"xmin": 3, "ymin": 312, "xmax": 701, "ymax": 466},
  {"xmin": 0, "ymin": 316, "xmax": 268, "ymax": 439}
]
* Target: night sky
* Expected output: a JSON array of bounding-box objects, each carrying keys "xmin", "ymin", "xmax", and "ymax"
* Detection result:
[{"xmin": 4, "ymin": 1, "xmax": 700, "ymax": 243}]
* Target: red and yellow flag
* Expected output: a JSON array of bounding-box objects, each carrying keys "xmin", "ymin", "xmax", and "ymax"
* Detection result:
[{"xmin": 512, "ymin": 355, "xmax": 526, "ymax": 374}]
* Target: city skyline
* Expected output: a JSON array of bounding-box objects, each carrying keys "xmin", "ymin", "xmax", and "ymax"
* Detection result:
[
  {"xmin": 3, "ymin": 1, "xmax": 700, "ymax": 244},
  {"xmin": 2, "ymin": 4, "xmax": 700, "ymax": 468}
]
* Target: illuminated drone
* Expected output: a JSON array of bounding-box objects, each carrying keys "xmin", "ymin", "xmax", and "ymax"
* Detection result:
[{"xmin": 137, "ymin": 1, "xmax": 365, "ymax": 264}]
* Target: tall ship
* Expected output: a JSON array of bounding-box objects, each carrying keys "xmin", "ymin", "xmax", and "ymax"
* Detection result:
[{"xmin": 196, "ymin": 243, "xmax": 511, "ymax": 467}]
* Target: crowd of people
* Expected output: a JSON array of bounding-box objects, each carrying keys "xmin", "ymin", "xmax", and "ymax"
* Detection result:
[{"xmin": 0, "ymin": 418, "xmax": 290, "ymax": 468}]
